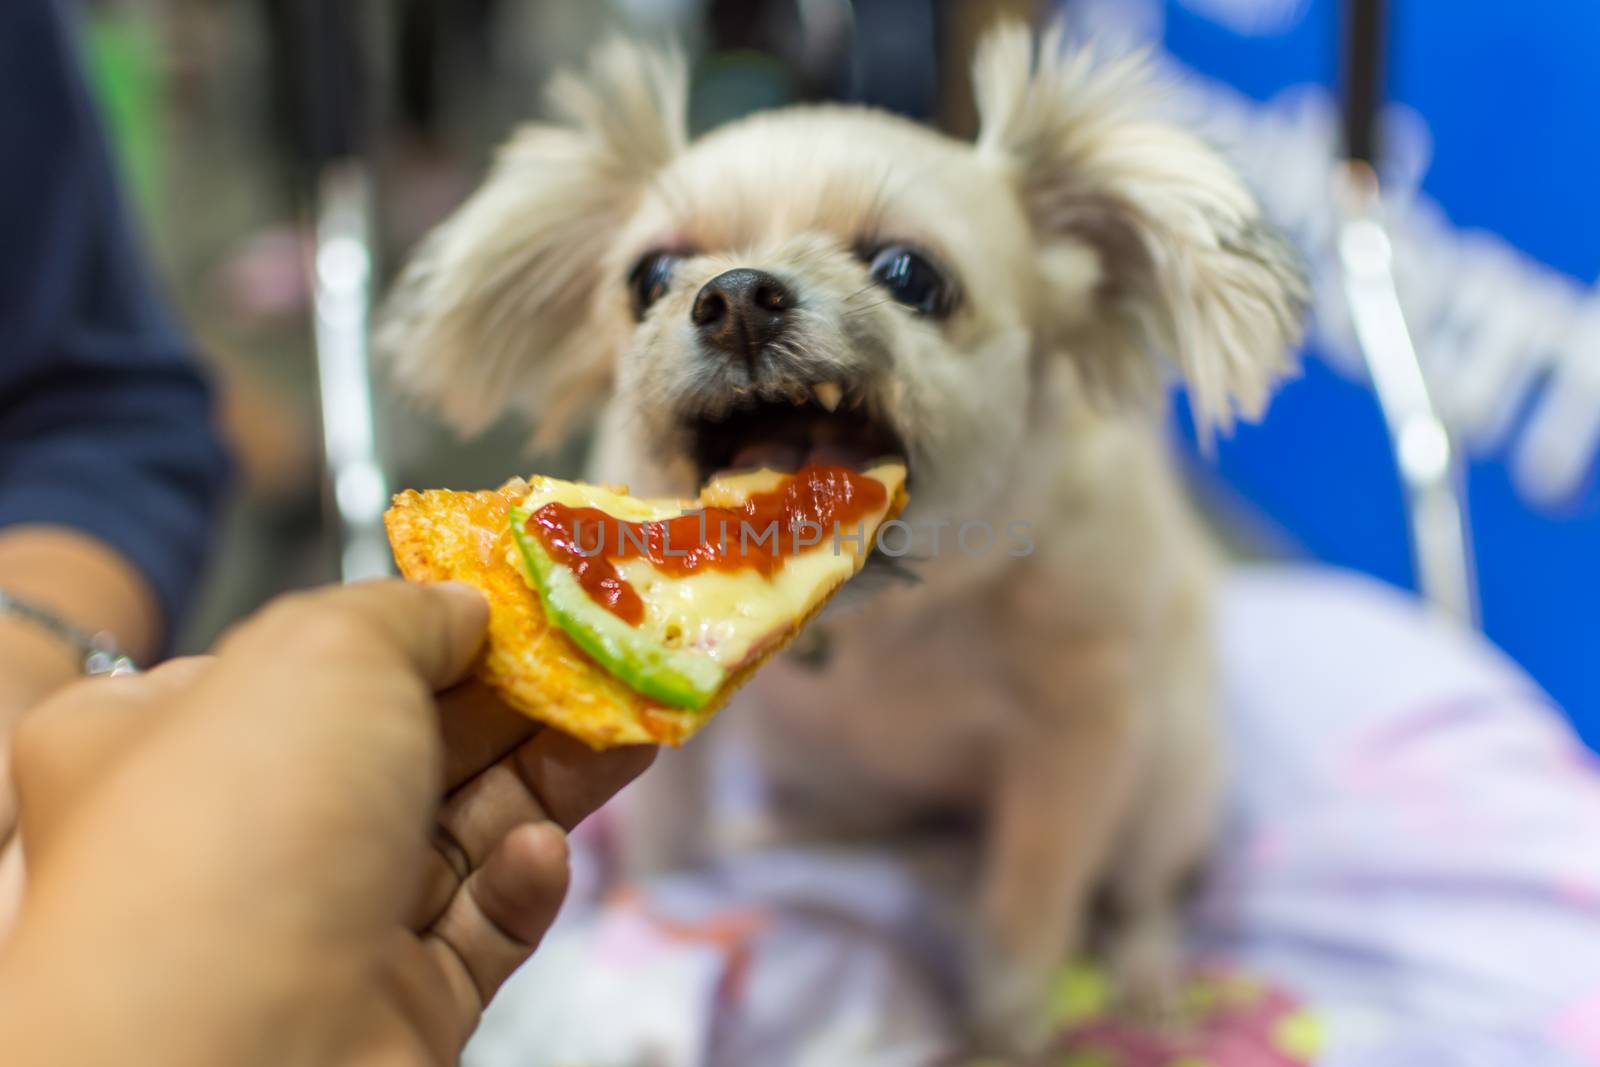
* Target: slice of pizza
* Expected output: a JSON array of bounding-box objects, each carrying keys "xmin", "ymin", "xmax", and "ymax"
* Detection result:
[{"xmin": 385, "ymin": 461, "xmax": 907, "ymax": 749}]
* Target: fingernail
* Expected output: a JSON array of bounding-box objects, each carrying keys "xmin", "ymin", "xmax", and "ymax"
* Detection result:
[
  {"xmin": 524, "ymin": 821, "xmax": 570, "ymax": 860},
  {"xmin": 432, "ymin": 585, "xmax": 486, "ymax": 675},
  {"xmin": 432, "ymin": 580, "xmax": 488, "ymax": 611},
  {"xmin": 431, "ymin": 581, "xmax": 490, "ymax": 645}
]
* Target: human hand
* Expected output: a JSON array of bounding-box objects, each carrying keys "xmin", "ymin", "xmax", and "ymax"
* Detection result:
[{"xmin": 0, "ymin": 579, "xmax": 655, "ymax": 1066}]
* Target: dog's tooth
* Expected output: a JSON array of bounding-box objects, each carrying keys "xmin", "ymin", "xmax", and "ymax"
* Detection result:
[{"xmin": 812, "ymin": 381, "xmax": 843, "ymax": 413}]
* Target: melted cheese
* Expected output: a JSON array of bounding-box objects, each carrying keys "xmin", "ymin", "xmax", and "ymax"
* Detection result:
[{"xmin": 513, "ymin": 461, "xmax": 903, "ymax": 684}]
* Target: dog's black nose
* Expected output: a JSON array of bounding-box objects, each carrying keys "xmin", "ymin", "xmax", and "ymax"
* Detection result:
[{"xmin": 691, "ymin": 268, "xmax": 794, "ymax": 364}]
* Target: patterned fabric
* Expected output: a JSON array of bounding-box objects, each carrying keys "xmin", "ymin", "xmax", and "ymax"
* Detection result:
[
  {"xmin": 1050, "ymin": 965, "xmax": 1321, "ymax": 1067},
  {"xmin": 467, "ymin": 568, "xmax": 1600, "ymax": 1066}
]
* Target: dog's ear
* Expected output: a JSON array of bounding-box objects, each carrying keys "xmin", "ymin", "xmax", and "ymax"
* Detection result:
[
  {"xmin": 376, "ymin": 38, "xmax": 687, "ymax": 442},
  {"xmin": 974, "ymin": 23, "xmax": 1306, "ymax": 432}
]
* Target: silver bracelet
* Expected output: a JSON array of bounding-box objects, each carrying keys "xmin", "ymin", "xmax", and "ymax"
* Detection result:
[{"xmin": 0, "ymin": 588, "xmax": 140, "ymax": 676}]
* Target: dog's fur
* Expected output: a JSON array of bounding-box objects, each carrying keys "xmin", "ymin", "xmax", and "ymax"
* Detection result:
[{"xmin": 379, "ymin": 23, "xmax": 1305, "ymax": 1050}]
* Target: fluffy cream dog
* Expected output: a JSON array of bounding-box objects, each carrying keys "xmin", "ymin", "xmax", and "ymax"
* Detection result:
[{"xmin": 379, "ymin": 22, "xmax": 1305, "ymax": 1050}]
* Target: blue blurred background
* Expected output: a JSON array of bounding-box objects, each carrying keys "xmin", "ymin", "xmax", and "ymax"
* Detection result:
[{"xmin": 1071, "ymin": 0, "xmax": 1600, "ymax": 741}]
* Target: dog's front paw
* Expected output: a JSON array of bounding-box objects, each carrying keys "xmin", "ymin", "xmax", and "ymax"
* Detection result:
[
  {"xmin": 963, "ymin": 941, "xmax": 1056, "ymax": 1057},
  {"xmin": 1103, "ymin": 907, "xmax": 1185, "ymax": 1029}
]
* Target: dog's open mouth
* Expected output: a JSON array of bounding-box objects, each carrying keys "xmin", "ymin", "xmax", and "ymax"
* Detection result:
[
  {"xmin": 687, "ymin": 386, "xmax": 920, "ymax": 591},
  {"xmin": 688, "ymin": 386, "xmax": 908, "ymax": 485}
]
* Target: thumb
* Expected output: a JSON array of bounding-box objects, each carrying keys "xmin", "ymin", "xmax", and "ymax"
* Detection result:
[{"xmin": 217, "ymin": 579, "xmax": 490, "ymax": 696}]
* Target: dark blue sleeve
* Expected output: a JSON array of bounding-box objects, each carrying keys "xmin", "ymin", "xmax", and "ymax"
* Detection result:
[{"xmin": 0, "ymin": 0, "xmax": 232, "ymax": 642}]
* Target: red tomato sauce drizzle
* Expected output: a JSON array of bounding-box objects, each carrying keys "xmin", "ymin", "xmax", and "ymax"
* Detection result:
[{"xmin": 525, "ymin": 465, "xmax": 887, "ymax": 626}]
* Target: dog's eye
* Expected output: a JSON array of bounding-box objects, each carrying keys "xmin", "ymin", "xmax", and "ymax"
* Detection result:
[
  {"xmin": 868, "ymin": 245, "xmax": 954, "ymax": 317},
  {"xmin": 628, "ymin": 251, "xmax": 682, "ymax": 319}
]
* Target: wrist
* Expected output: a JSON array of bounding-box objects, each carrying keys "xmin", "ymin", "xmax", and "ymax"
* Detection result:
[
  {"xmin": 0, "ymin": 525, "xmax": 160, "ymax": 664},
  {"xmin": 0, "ymin": 524, "xmax": 158, "ymax": 759},
  {"xmin": 0, "ymin": 615, "xmax": 80, "ymax": 715},
  {"xmin": 0, "ymin": 588, "xmax": 140, "ymax": 678}
]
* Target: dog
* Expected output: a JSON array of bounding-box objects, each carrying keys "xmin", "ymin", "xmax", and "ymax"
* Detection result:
[{"xmin": 378, "ymin": 22, "xmax": 1306, "ymax": 1051}]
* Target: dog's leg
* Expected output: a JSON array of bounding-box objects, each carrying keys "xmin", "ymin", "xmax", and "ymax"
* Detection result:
[
  {"xmin": 1100, "ymin": 599, "xmax": 1222, "ymax": 1024},
  {"xmin": 1097, "ymin": 735, "xmax": 1219, "ymax": 1026},
  {"xmin": 968, "ymin": 640, "xmax": 1145, "ymax": 1053}
]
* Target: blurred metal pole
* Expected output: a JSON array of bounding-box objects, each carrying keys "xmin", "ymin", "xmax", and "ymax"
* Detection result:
[
  {"xmin": 1335, "ymin": 165, "xmax": 1476, "ymax": 624},
  {"xmin": 311, "ymin": 162, "xmax": 391, "ymax": 581},
  {"xmin": 274, "ymin": 0, "xmax": 391, "ymax": 581},
  {"xmin": 1337, "ymin": 0, "xmax": 1477, "ymax": 625}
]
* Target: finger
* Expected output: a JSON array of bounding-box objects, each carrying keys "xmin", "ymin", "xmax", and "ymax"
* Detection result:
[
  {"xmin": 191, "ymin": 582, "xmax": 489, "ymax": 803},
  {"xmin": 221, "ymin": 579, "xmax": 488, "ymax": 696},
  {"xmin": 437, "ymin": 681, "xmax": 541, "ymax": 793},
  {"xmin": 423, "ymin": 822, "xmax": 570, "ymax": 1039},
  {"xmin": 415, "ymin": 761, "xmax": 551, "ymax": 928},
  {"xmin": 25, "ymin": 655, "xmax": 215, "ymax": 725},
  {"xmin": 18, "ymin": 657, "xmax": 213, "ymax": 780},
  {"xmin": 0, "ymin": 835, "xmax": 24, "ymax": 944},
  {"xmin": 134, "ymin": 655, "xmax": 218, "ymax": 689},
  {"xmin": 10, "ymin": 658, "xmax": 216, "ymax": 851},
  {"xmin": 411, "ymin": 732, "xmax": 655, "ymax": 927},
  {"xmin": 511, "ymin": 731, "xmax": 657, "ymax": 831}
]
